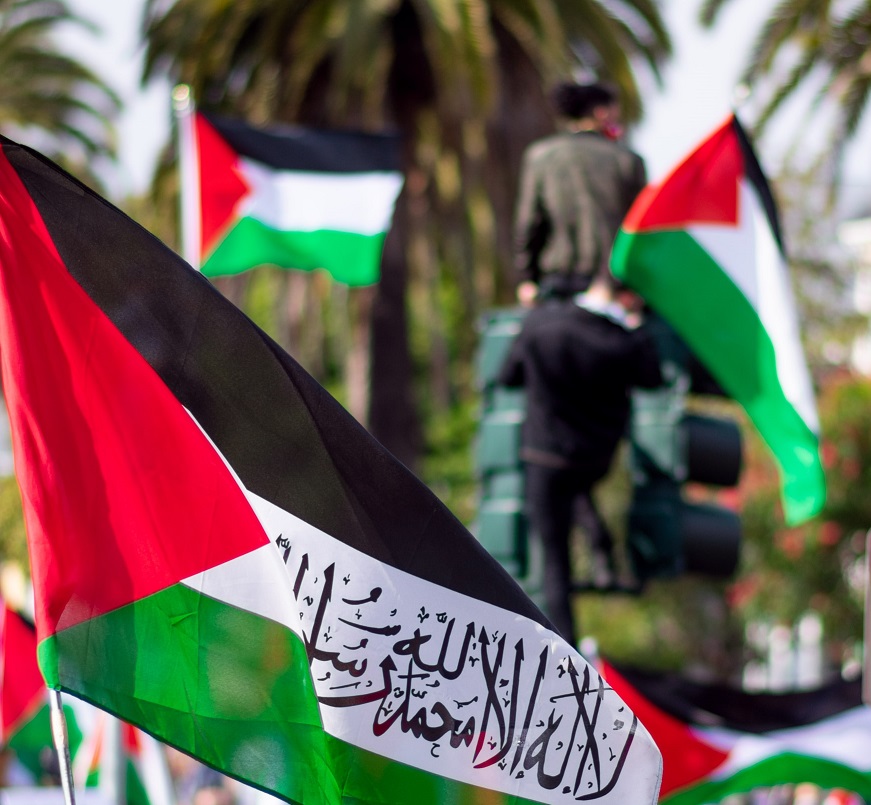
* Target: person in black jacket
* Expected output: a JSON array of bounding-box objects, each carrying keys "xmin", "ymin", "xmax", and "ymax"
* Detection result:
[{"xmin": 498, "ymin": 271, "xmax": 661, "ymax": 645}]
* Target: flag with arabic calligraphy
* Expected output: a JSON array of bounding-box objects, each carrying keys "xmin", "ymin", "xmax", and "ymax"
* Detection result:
[{"xmin": 0, "ymin": 135, "xmax": 661, "ymax": 805}]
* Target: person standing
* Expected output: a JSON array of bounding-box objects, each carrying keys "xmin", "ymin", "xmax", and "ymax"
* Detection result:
[
  {"xmin": 514, "ymin": 81, "xmax": 647, "ymax": 305},
  {"xmin": 498, "ymin": 272, "xmax": 661, "ymax": 645}
]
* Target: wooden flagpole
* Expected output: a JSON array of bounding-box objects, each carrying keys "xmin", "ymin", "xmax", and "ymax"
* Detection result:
[{"xmin": 49, "ymin": 689, "xmax": 77, "ymax": 805}]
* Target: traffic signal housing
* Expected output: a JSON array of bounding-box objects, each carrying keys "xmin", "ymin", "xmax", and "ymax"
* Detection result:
[
  {"xmin": 627, "ymin": 316, "xmax": 743, "ymax": 584},
  {"xmin": 473, "ymin": 308, "xmax": 543, "ymax": 601}
]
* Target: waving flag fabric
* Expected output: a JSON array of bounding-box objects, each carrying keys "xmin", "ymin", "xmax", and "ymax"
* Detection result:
[
  {"xmin": 0, "ymin": 135, "xmax": 661, "ymax": 805},
  {"xmin": 603, "ymin": 661, "xmax": 871, "ymax": 804},
  {"xmin": 184, "ymin": 111, "xmax": 403, "ymax": 285},
  {"xmin": 611, "ymin": 114, "xmax": 824, "ymax": 525}
]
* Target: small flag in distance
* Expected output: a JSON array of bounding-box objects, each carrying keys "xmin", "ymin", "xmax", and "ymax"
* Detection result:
[{"xmin": 186, "ymin": 111, "xmax": 404, "ymax": 285}]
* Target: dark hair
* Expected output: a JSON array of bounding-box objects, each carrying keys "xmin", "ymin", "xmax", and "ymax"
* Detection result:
[{"xmin": 551, "ymin": 82, "xmax": 617, "ymax": 120}]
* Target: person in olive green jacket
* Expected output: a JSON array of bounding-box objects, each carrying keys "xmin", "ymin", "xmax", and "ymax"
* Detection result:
[{"xmin": 514, "ymin": 81, "xmax": 647, "ymax": 306}]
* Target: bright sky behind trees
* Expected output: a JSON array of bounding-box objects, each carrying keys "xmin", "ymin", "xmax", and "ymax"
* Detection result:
[{"xmin": 60, "ymin": 0, "xmax": 871, "ymax": 216}]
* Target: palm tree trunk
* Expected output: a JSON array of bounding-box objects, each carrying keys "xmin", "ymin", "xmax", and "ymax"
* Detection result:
[
  {"xmin": 345, "ymin": 285, "xmax": 373, "ymax": 424},
  {"xmin": 279, "ymin": 270, "xmax": 328, "ymax": 381},
  {"xmin": 486, "ymin": 24, "xmax": 554, "ymax": 302},
  {"xmin": 368, "ymin": 194, "xmax": 421, "ymax": 471},
  {"xmin": 214, "ymin": 274, "xmax": 251, "ymax": 311}
]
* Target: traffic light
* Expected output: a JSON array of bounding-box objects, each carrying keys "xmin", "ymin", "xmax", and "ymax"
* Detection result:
[
  {"xmin": 627, "ymin": 316, "xmax": 743, "ymax": 584},
  {"xmin": 472, "ymin": 308, "xmax": 543, "ymax": 600}
]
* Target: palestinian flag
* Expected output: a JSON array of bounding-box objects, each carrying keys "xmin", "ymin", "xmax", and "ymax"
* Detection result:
[
  {"xmin": 611, "ymin": 114, "xmax": 824, "ymax": 525},
  {"xmin": 602, "ymin": 661, "xmax": 871, "ymax": 804},
  {"xmin": 182, "ymin": 110, "xmax": 403, "ymax": 285},
  {"xmin": 0, "ymin": 601, "xmax": 81, "ymax": 779},
  {"xmin": 0, "ymin": 135, "xmax": 661, "ymax": 804},
  {"xmin": 1, "ymin": 601, "xmax": 44, "ymax": 746},
  {"xmin": 74, "ymin": 713, "xmax": 175, "ymax": 805}
]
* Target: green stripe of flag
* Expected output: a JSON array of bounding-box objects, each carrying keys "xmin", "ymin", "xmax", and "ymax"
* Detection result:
[
  {"xmin": 202, "ymin": 217, "xmax": 387, "ymax": 286},
  {"xmin": 40, "ymin": 583, "xmax": 542, "ymax": 805},
  {"xmin": 611, "ymin": 228, "xmax": 824, "ymax": 524},
  {"xmin": 662, "ymin": 753, "xmax": 871, "ymax": 805}
]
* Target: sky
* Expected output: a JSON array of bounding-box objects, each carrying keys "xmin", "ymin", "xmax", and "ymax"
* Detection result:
[
  {"xmin": 61, "ymin": 0, "xmax": 170, "ymax": 196},
  {"xmin": 60, "ymin": 0, "xmax": 871, "ymax": 216}
]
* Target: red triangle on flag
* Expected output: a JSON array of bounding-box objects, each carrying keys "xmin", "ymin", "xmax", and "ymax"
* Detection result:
[
  {"xmin": 601, "ymin": 661, "xmax": 729, "ymax": 797},
  {"xmin": 196, "ymin": 113, "xmax": 251, "ymax": 260},
  {"xmin": 0, "ymin": 145, "xmax": 270, "ymax": 636},
  {"xmin": 623, "ymin": 115, "xmax": 743, "ymax": 233},
  {"xmin": 0, "ymin": 603, "xmax": 46, "ymax": 741}
]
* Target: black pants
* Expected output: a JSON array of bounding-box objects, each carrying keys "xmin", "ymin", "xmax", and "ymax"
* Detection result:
[{"xmin": 524, "ymin": 461, "xmax": 613, "ymax": 645}]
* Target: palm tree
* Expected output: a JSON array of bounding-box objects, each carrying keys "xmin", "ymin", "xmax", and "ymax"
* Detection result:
[
  {"xmin": 142, "ymin": 0, "xmax": 671, "ymax": 469},
  {"xmin": 701, "ymin": 0, "xmax": 871, "ymax": 157},
  {"xmin": 0, "ymin": 0, "xmax": 120, "ymax": 170}
]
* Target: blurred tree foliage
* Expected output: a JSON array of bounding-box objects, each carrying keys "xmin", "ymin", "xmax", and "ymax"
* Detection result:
[
  {"xmin": 0, "ymin": 476, "xmax": 29, "ymax": 571},
  {"xmin": 740, "ymin": 374, "xmax": 869, "ymax": 642},
  {"xmin": 701, "ymin": 0, "xmax": 871, "ymax": 175},
  {"xmin": 0, "ymin": 0, "xmax": 120, "ymax": 178}
]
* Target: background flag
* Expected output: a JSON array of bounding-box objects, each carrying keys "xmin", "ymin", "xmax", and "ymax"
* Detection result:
[
  {"xmin": 611, "ymin": 113, "xmax": 825, "ymax": 525},
  {"xmin": 74, "ymin": 714, "xmax": 175, "ymax": 805},
  {"xmin": 603, "ymin": 661, "xmax": 871, "ymax": 805},
  {"xmin": 1, "ymin": 601, "xmax": 43, "ymax": 745},
  {"xmin": 183, "ymin": 110, "xmax": 404, "ymax": 285},
  {"xmin": 0, "ymin": 135, "xmax": 661, "ymax": 805},
  {"xmin": 0, "ymin": 600, "xmax": 81, "ymax": 780}
]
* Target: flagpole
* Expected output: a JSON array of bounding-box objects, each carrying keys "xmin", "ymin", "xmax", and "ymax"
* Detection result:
[
  {"xmin": 49, "ymin": 689, "xmax": 78, "ymax": 805},
  {"xmin": 172, "ymin": 84, "xmax": 201, "ymax": 270}
]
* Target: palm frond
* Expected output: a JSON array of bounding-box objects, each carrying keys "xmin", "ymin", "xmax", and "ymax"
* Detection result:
[
  {"xmin": 610, "ymin": 0, "xmax": 672, "ymax": 62},
  {"xmin": 742, "ymin": 0, "xmax": 832, "ymax": 79},
  {"xmin": 0, "ymin": 0, "xmax": 119, "ymax": 161},
  {"xmin": 839, "ymin": 71, "xmax": 870, "ymax": 137},
  {"xmin": 752, "ymin": 45, "xmax": 822, "ymax": 132},
  {"xmin": 699, "ymin": 0, "xmax": 730, "ymax": 27},
  {"xmin": 326, "ymin": 1, "xmax": 399, "ymax": 121},
  {"xmin": 493, "ymin": 1, "xmax": 569, "ymax": 79}
]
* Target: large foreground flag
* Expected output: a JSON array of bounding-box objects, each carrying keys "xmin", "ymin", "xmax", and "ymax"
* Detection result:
[
  {"xmin": 603, "ymin": 662, "xmax": 871, "ymax": 804},
  {"xmin": 182, "ymin": 110, "xmax": 404, "ymax": 285},
  {"xmin": 0, "ymin": 136, "xmax": 661, "ymax": 804},
  {"xmin": 611, "ymin": 114, "xmax": 824, "ymax": 525}
]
